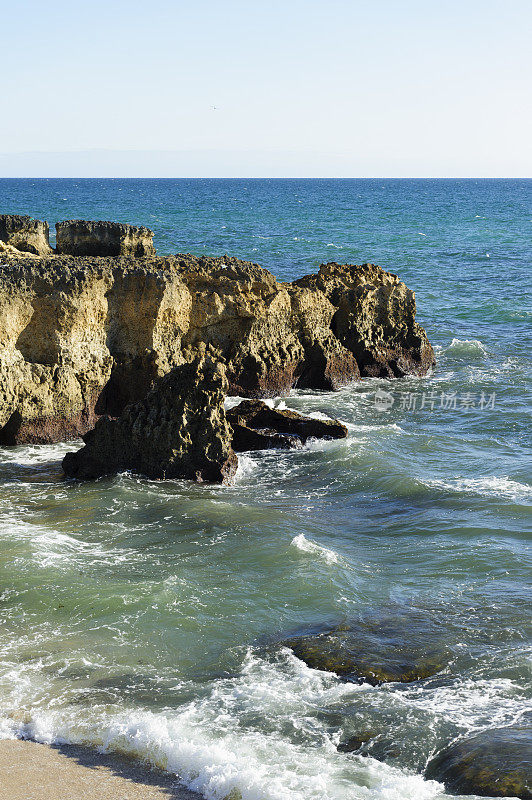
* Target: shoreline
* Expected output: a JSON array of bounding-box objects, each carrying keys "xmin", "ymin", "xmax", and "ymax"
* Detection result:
[{"xmin": 0, "ymin": 739, "xmax": 202, "ymax": 800}]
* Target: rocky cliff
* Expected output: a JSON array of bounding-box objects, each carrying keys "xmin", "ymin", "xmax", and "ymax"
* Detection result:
[
  {"xmin": 0, "ymin": 215, "xmax": 52, "ymax": 256},
  {"xmin": 63, "ymin": 352, "xmax": 238, "ymax": 483},
  {"xmin": 0, "ymin": 252, "xmax": 435, "ymax": 445},
  {"xmin": 56, "ymin": 220, "xmax": 155, "ymax": 257}
]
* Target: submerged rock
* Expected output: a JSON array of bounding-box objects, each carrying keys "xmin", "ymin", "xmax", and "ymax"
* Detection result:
[
  {"xmin": 62, "ymin": 353, "xmax": 238, "ymax": 483},
  {"xmin": 56, "ymin": 220, "xmax": 155, "ymax": 257},
  {"xmin": 226, "ymin": 399, "xmax": 348, "ymax": 451},
  {"xmin": 0, "ymin": 214, "xmax": 52, "ymax": 256},
  {"xmin": 337, "ymin": 731, "xmax": 375, "ymax": 753},
  {"xmin": 425, "ymin": 726, "xmax": 532, "ymax": 798},
  {"xmin": 282, "ymin": 612, "xmax": 448, "ymax": 685},
  {"xmin": 0, "ymin": 254, "xmax": 434, "ymax": 444}
]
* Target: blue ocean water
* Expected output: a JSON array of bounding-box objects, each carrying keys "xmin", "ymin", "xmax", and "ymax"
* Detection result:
[{"xmin": 0, "ymin": 179, "xmax": 530, "ymax": 800}]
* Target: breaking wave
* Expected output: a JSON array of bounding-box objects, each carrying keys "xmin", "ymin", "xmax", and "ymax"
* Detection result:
[
  {"xmin": 443, "ymin": 338, "xmax": 488, "ymax": 358},
  {"xmin": 421, "ymin": 476, "xmax": 532, "ymax": 503},
  {"xmin": 290, "ymin": 533, "xmax": 339, "ymax": 564}
]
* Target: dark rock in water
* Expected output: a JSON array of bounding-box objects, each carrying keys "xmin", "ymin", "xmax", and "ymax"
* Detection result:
[
  {"xmin": 230, "ymin": 424, "xmax": 303, "ymax": 452},
  {"xmin": 62, "ymin": 352, "xmax": 238, "ymax": 483},
  {"xmin": 337, "ymin": 731, "xmax": 375, "ymax": 753},
  {"xmin": 337, "ymin": 733, "xmax": 403, "ymax": 763},
  {"xmin": 282, "ymin": 613, "xmax": 448, "ymax": 685},
  {"xmin": 226, "ymin": 399, "xmax": 348, "ymax": 452},
  {"xmin": 56, "ymin": 220, "xmax": 155, "ymax": 257},
  {"xmin": 0, "ymin": 214, "xmax": 52, "ymax": 256},
  {"xmin": 425, "ymin": 726, "xmax": 532, "ymax": 798}
]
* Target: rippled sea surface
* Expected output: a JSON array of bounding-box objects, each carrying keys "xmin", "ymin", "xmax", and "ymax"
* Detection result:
[{"xmin": 0, "ymin": 179, "xmax": 530, "ymax": 799}]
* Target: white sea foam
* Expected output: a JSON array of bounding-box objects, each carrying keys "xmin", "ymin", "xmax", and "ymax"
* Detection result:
[
  {"xmin": 0, "ymin": 517, "xmax": 132, "ymax": 569},
  {"xmin": 290, "ymin": 533, "xmax": 339, "ymax": 564},
  {"xmin": 0, "ymin": 650, "xmax": 443, "ymax": 800},
  {"xmin": 344, "ymin": 423, "xmax": 404, "ymax": 437},
  {"xmin": 443, "ymin": 338, "xmax": 488, "ymax": 358},
  {"xmin": 0, "ymin": 442, "xmax": 75, "ymax": 466},
  {"xmin": 392, "ymin": 677, "xmax": 530, "ymax": 732},
  {"xmin": 304, "ymin": 436, "xmax": 349, "ymax": 453},
  {"xmin": 421, "ymin": 476, "xmax": 532, "ymax": 502},
  {"xmin": 233, "ymin": 454, "xmax": 258, "ymax": 483}
]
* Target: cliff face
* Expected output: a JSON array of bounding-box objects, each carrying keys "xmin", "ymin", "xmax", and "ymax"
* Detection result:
[
  {"xmin": 0, "ymin": 215, "xmax": 52, "ymax": 256},
  {"xmin": 56, "ymin": 220, "xmax": 155, "ymax": 257},
  {"xmin": 0, "ymin": 253, "xmax": 435, "ymax": 445},
  {"xmin": 63, "ymin": 352, "xmax": 238, "ymax": 483}
]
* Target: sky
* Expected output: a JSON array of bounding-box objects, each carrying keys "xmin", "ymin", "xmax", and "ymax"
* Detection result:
[{"xmin": 1, "ymin": 0, "xmax": 531, "ymax": 177}]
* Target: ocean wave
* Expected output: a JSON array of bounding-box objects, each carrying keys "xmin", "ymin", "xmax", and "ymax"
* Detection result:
[
  {"xmin": 0, "ymin": 650, "xmax": 442, "ymax": 800},
  {"xmin": 0, "ymin": 515, "xmax": 133, "ymax": 569},
  {"xmin": 233, "ymin": 454, "xmax": 258, "ymax": 483},
  {"xmin": 0, "ymin": 442, "xmax": 75, "ymax": 466},
  {"xmin": 396, "ymin": 676, "xmax": 529, "ymax": 732},
  {"xmin": 351, "ymin": 423, "xmax": 404, "ymax": 434},
  {"xmin": 421, "ymin": 476, "xmax": 532, "ymax": 502},
  {"xmin": 290, "ymin": 534, "xmax": 339, "ymax": 564},
  {"xmin": 443, "ymin": 338, "xmax": 488, "ymax": 358}
]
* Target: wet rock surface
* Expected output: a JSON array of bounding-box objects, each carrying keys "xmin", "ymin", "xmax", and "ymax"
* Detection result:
[
  {"xmin": 0, "ymin": 254, "xmax": 434, "ymax": 444},
  {"xmin": 62, "ymin": 352, "xmax": 238, "ymax": 484},
  {"xmin": 425, "ymin": 726, "xmax": 532, "ymax": 798},
  {"xmin": 336, "ymin": 732, "xmax": 375, "ymax": 753},
  {"xmin": 0, "ymin": 214, "xmax": 52, "ymax": 256},
  {"xmin": 282, "ymin": 613, "xmax": 449, "ymax": 685},
  {"xmin": 226, "ymin": 399, "xmax": 348, "ymax": 451},
  {"xmin": 56, "ymin": 220, "xmax": 155, "ymax": 257}
]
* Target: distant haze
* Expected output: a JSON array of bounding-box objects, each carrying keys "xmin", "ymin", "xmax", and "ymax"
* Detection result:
[{"xmin": 2, "ymin": 0, "xmax": 531, "ymax": 177}]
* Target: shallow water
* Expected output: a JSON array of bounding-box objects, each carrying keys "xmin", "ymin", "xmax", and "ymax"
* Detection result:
[{"xmin": 0, "ymin": 179, "xmax": 531, "ymax": 799}]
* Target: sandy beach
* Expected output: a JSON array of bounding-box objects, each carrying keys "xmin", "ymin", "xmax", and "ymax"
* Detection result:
[{"xmin": 0, "ymin": 739, "xmax": 201, "ymax": 800}]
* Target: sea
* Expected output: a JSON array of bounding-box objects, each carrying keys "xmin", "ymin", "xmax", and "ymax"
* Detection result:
[{"xmin": 0, "ymin": 179, "xmax": 530, "ymax": 799}]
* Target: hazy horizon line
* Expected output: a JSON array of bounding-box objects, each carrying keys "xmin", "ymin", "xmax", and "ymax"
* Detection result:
[{"xmin": 1, "ymin": 176, "xmax": 530, "ymax": 181}]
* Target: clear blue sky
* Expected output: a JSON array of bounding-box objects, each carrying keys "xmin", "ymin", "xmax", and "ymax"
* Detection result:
[{"xmin": 1, "ymin": 0, "xmax": 531, "ymax": 177}]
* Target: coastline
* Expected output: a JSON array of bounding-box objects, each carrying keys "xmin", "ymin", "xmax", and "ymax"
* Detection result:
[
  {"xmin": 0, "ymin": 180, "xmax": 529, "ymax": 800},
  {"xmin": 0, "ymin": 739, "xmax": 201, "ymax": 800}
]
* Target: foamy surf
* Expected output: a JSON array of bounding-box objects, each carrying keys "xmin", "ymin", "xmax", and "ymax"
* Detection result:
[
  {"xmin": 0, "ymin": 442, "xmax": 74, "ymax": 466},
  {"xmin": 421, "ymin": 476, "xmax": 532, "ymax": 502},
  {"xmin": 443, "ymin": 338, "xmax": 488, "ymax": 358},
  {"xmin": 290, "ymin": 533, "xmax": 339, "ymax": 564},
  {"xmin": 0, "ymin": 650, "xmax": 446, "ymax": 800}
]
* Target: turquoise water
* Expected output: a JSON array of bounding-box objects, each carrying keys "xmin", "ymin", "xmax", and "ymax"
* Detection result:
[{"xmin": 0, "ymin": 179, "xmax": 530, "ymax": 799}]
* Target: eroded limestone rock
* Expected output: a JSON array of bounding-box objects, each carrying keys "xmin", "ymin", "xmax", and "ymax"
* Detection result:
[
  {"xmin": 0, "ymin": 214, "xmax": 52, "ymax": 256},
  {"xmin": 227, "ymin": 399, "xmax": 348, "ymax": 451},
  {"xmin": 56, "ymin": 220, "xmax": 155, "ymax": 257},
  {"xmin": 0, "ymin": 254, "xmax": 435, "ymax": 444},
  {"xmin": 293, "ymin": 262, "xmax": 434, "ymax": 378},
  {"xmin": 62, "ymin": 353, "xmax": 238, "ymax": 483}
]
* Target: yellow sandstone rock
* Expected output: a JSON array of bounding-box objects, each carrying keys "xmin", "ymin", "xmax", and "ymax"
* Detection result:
[{"xmin": 0, "ymin": 253, "xmax": 435, "ymax": 445}]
